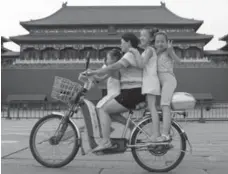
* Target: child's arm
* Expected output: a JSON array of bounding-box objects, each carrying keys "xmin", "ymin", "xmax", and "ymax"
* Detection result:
[
  {"xmin": 93, "ymin": 74, "xmax": 109, "ymax": 82},
  {"xmin": 168, "ymin": 50, "xmax": 181, "ymax": 63},
  {"xmin": 93, "ymin": 64, "xmax": 109, "ymax": 82},
  {"xmin": 129, "ymin": 47, "xmax": 153, "ymax": 68},
  {"xmin": 167, "ymin": 40, "xmax": 181, "ymax": 63}
]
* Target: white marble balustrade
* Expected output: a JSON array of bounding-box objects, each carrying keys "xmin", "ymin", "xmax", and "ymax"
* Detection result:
[{"xmin": 181, "ymin": 57, "xmax": 211, "ymax": 62}]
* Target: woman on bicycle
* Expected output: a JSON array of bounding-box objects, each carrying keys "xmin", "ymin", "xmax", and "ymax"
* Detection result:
[{"xmin": 85, "ymin": 32, "xmax": 145, "ymax": 152}]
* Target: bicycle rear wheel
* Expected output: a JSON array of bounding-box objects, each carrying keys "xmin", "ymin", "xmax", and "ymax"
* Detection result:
[
  {"xmin": 29, "ymin": 114, "xmax": 80, "ymax": 168},
  {"xmin": 130, "ymin": 118, "xmax": 186, "ymax": 172}
]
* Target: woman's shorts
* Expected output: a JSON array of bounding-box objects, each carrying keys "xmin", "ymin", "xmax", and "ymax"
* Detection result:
[{"xmin": 115, "ymin": 88, "xmax": 146, "ymax": 109}]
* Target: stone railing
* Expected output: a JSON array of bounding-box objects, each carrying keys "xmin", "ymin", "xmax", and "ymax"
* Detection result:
[
  {"xmin": 176, "ymin": 57, "xmax": 228, "ymax": 68},
  {"xmin": 181, "ymin": 57, "xmax": 211, "ymax": 62}
]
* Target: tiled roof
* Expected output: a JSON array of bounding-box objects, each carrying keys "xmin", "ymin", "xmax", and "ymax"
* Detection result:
[
  {"xmin": 1, "ymin": 36, "xmax": 9, "ymax": 43},
  {"xmin": 1, "ymin": 46, "xmax": 11, "ymax": 53},
  {"xmin": 220, "ymin": 34, "xmax": 228, "ymax": 41},
  {"xmin": 20, "ymin": 5, "xmax": 202, "ymax": 28},
  {"xmin": 220, "ymin": 44, "xmax": 228, "ymax": 51},
  {"xmin": 10, "ymin": 32, "xmax": 213, "ymax": 43}
]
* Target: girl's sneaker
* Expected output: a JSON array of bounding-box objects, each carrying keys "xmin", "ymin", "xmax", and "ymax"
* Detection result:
[
  {"xmin": 156, "ymin": 134, "xmax": 172, "ymax": 142},
  {"xmin": 149, "ymin": 134, "xmax": 172, "ymax": 143}
]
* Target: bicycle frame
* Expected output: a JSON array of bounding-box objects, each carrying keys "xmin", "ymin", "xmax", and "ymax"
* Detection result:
[
  {"xmin": 79, "ymin": 99, "xmax": 183, "ymax": 150},
  {"xmin": 52, "ymin": 97, "xmax": 192, "ymax": 155}
]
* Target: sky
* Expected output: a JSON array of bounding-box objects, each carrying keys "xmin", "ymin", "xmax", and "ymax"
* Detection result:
[{"xmin": 1, "ymin": 0, "xmax": 227, "ymax": 51}]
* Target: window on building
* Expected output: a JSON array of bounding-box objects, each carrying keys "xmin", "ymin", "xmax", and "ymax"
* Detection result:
[
  {"xmin": 80, "ymin": 47, "xmax": 97, "ymax": 59},
  {"xmin": 184, "ymin": 47, "xmax": 201, "ymax": 59},
  {"xmin": 42, "ymin": 48, "xmax": 58, "ymax": 60},
  {"xmin": 24, "ymin": 48, "xmax": 38, "ymax": 60},
  {"xmin": 99, "ymin": 47, "xmax": 113, "ymax": 60},
  {"xmin": 60, "ymin": 48, "xmax": 78, "ymax": 59},
  {"xmin": 174, "ymin": 47, "xmax": 183, "ymax": 58},
  {"xmin": 195, "ymin": 48, "xmax": 201, "ymax": 58}
]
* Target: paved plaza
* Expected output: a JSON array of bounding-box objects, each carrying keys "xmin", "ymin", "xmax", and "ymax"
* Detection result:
[{"xmin": 1, "ymin": 119, "xmax": 228, "ymax": 174}]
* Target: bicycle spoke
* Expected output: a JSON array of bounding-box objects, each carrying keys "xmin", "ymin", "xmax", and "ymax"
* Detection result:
[
  {"xmin": 55, "ymin": 146, "xmax": 64, "ymax": 160},
  {"xmin": 31, "ymin": 116, "xmax": 79, "ymax": 167},
  {"xmin": 132, "ymin": 119, "xmax": 185, "ymax": 172}
]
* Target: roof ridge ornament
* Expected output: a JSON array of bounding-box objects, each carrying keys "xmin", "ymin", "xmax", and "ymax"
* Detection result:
[
  {"xmin": 62, "ymin": 1, "xmax": 68, "ymax": 8},
  {"xmin": 160, "ymin": 1, "xmax": 166, "ymax": 7}
]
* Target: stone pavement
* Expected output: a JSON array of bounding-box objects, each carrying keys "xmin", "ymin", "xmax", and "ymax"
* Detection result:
[{"xmin": 1, "ymin": 119, "xmax": 228, "ymax": 174}]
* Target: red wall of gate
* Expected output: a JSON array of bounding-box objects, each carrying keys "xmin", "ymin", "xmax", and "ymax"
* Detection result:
[{"xmin": 1, "ymin": 67, "xmax": 228, "ymax": 102}]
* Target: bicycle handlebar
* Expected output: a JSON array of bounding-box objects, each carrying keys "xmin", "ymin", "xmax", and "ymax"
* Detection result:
[
  {"xmin": 77, "ymin": 52, "xmax": 95, "ymax": 92},
  {"xmin": 78, "ymin": 73, "xmax": 96, "ymax": 91}
]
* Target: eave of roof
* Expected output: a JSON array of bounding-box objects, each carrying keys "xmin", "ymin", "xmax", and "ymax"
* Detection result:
[
  {"xmin": 1, "ymin": 36, "xmax": 9, "ymax": 42},
  {"xmin": 2, "ymin": 46, "xmax": 11, "ymax": 52},
  {"xmin": 10, "ymin": 32, "xmax": 213, "ymax": 43},
  {"xmin": 220, "ymin": 34, "xmax": 228, "ymax": 41},
  {"xmin": 20, "ymin": 5, "xmax": 203, "ymax": 31},
  {"xmin": 220, "ymin": 44, "xmax": 228, "ymax": 51}
]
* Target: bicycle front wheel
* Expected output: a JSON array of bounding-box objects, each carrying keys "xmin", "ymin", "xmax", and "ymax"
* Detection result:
[
  {"xmin": 130, "ymin": 118, "xmax": 186, "ymax": 172},
  {"xmin": 29, "ymin": 114, "xmax": 80, "ymax": 168}
]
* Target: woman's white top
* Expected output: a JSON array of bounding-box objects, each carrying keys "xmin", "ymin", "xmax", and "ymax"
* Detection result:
[{"xmin": 118, "ymin": 52, "xmax": 143, "ymax": 89}]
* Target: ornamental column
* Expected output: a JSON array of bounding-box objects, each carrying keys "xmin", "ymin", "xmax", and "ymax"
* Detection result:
[
  {"xmin": 58, "ymin": 48, "xmax": 61, "ymax": 59},
  {"xmin": 96, "ymin": 45, "xmax": 100, "ymax": 59},
  {"xmin": 38, "ymin": 47, "xmax": 42, "ymax": 60},
  {"xmin": 20, "ymin": 47, "xmax": 24, "ymax": 60}
]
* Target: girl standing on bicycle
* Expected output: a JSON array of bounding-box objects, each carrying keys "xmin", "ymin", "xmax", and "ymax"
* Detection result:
[
  {"xmin": 129, "ymin": 27, "xmax": 161, "ymax": 142},
  {"xmin": 85, "ymin": 32, "xmax": 145, "ymax": 152},
  {"xmin": 155, "ymin": 31, "xmax": 181, "ymax": 141}
]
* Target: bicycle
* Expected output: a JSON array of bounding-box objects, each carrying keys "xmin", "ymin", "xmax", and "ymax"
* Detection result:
[{"xmin": 29, "ymin": 56, "xmax": 194, "ymax": 172}]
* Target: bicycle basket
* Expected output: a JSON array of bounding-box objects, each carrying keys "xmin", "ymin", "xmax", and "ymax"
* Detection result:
[{"xmin": 51, "ymin": 76, "xmax": 82, "ymax": 104}]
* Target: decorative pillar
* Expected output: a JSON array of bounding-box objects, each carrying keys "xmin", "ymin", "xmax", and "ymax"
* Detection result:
[
  {"xmin": 183, "ymin": 49, "xmax": 187, "ymax": 59},
  {"xmin": 78, "ymin": 49, "xmax": 82, "ymax": 59},
  {"xmin": 40, "ymin": 45, "xmax": 45, "ymax": 60},
  {"xmin": 75, "ymin": 49, "xmax": 79, "ymax": 59},
  {"xmin": 96, "ymin": 47, "xmax": 100, "ymax": 59},
  {"xmin": 38, "ymin": 47, "xmax": 42, "ymax": 60},
  {"xmin": 58, "ymin": 48, "xmax": 61, "ymax": 59},
  {"xmin": 19, "ymin": 47, "xmax": 24, "ymax": 60}
]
